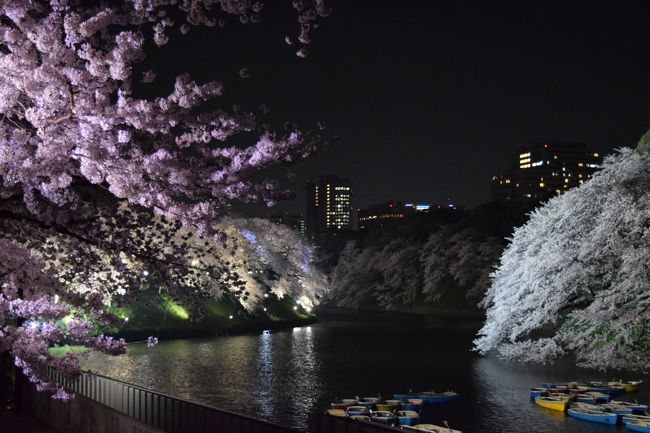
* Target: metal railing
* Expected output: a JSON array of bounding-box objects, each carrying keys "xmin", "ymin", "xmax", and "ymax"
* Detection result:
[{"xmin": 49, "ymin": 370, "xmax": 300, "ymax": 433}]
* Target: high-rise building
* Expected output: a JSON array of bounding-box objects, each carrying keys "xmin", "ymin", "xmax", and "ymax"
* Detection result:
[
  {"xmin": 491, "ymin": 142, "xmax": 603, "ymax": 203},
  {"xmin": 305, "ymin": 175, "xmax": 352, "ymax": 236}
]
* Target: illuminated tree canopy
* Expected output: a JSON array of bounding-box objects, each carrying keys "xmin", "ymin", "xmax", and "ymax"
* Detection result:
[
  {"xmin": 0, "ymin": 0, "xmax": 329, "ymax": 398},
  {"xmin": 475, "ymin": 146, "xmax": 650, "ymax": 371}
]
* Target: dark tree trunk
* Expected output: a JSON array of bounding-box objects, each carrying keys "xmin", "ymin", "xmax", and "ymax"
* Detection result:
[{"xmin": 0, "ymin": 351, "xmax": 15, "ymax": 411}]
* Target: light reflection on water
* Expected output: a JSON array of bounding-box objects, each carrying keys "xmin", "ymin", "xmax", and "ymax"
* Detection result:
[{"xmin": 84, "ymin": 318, "xmax": 650, "ymax": 432}]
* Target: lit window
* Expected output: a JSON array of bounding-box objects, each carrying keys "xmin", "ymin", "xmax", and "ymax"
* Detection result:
[
  {"xmin": 593, "ymin": 153, "xmax": 599, "ymax": 157},
  {"xmin": 539, "ymin": 182, "xmax": 545, "ymax": 187},
  {"xmin": 519, "ymin": 153, "xmax": 531, "ymax": 159}
]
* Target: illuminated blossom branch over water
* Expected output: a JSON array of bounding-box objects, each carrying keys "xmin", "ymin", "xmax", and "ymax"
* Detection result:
[{"xmin": 0, "ymin": 0, "xmax": 329, "ymax": 398}]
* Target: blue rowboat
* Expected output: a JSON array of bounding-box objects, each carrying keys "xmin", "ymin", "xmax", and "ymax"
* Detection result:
[
  {"xmin": 627, "ymin": 421, "xmax": 650, "ymax": 433},
  {"xmin": 370, "ymin": 410, "xmax": 397, "ymax": 425},
  {"xmin": 587, "ymin": 386, "xmax": 625, "ymax": 396},
  {"xmin": 583, "ymin": 391, "xmax": 611, "ymax": 403},
  {"xmin": 567, "ymin": 408, "xmax": 617, "ymax": 425},
  {"xmin": 623, "ymin": 414, "xmax": 650, "ymax": 425},
  {"xmin": 600, "ymin": 403, "xmax": 634, "ymax": 415},
  {"xmin": 611, "ymin": 400, "xmax": 648, "ymax": 414},
  {"xmin": 419, "ymin": 391, "xmax": 458, "ymax": 404},
  {"xmin": 394, "ymin": 393, "xmax": 414, "ymax": 401},
  {"xmin": 571, "ymin": 402, "xmax": 605, "ymax": 412},
  {"xmin": 396, "ymin": 410, "xmax": 420, "ymax": 426},
  {"xmin": 575, "ymin": 394, "xmax": 597, "ymax": 404},
  {"xmin": 530, "ymin": 388, "xmax": 548, "ymax": 399}
]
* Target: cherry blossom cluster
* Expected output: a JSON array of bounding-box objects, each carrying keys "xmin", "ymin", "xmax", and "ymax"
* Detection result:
[
  {"xmin": 0, "ymin": 239, "xmax": 126, "ymax": 399},
  {"xmin": 0, "ymin": 0, "xmax": 328, "ymax": 237},
  {"xmin": 475, "ymin": 146, "xmax": 650, "ymax": 371},
  {"xmin": 0, "ymin": 0, "xmax": 329, "ymax": 399}
]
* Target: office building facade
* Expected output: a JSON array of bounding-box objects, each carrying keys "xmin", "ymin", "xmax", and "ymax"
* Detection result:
[
  {"xmin": 305, "ymin": 175, "xmax": 353, "ymax": 236},
  {"xmin": 491, "ymin": 142, "xmax": 603, "ymax": 203}
]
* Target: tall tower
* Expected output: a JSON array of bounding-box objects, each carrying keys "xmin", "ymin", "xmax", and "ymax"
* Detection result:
[{"xmin": 305, "ymin": 175, "xmax": 352, "ymax": 236}]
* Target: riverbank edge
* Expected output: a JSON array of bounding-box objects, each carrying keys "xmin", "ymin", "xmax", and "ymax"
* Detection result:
[
  {"xmin": 108, "ymin": 315, "xmax": 319, "ymax": 342},
  {"xmin": 314, "ymin": 304, "xmax": 486, "ymax": 321}
]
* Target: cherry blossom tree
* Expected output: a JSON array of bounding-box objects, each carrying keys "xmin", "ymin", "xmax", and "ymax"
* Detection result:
[
  {"xmin": 475, "ymin": 141, "xmax": 650, "ymax": 371},
  {"xmin": 326, "ymin": 214, "xmax": 505, "ymax": 311},
  {"xmin": 1, "ymin": 0, "xmax": 329, "ymax": 398}
]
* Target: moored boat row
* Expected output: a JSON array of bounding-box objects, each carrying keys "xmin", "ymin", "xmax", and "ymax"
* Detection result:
[
  {"xmin": 327, "ymin": 389, "xmax": 460, "ymax": 431},
  {"xmin": 532, "ymin": 379, "xmax": 648, "ymax": 430}
]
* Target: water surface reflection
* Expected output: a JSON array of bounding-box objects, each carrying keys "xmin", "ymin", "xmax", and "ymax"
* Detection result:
[{"xmin": 85, "ymin": 316, "xmax": 650, "ymax": 432}]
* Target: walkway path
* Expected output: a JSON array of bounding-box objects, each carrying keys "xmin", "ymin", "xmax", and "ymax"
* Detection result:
[{"xmin": 0, "ymin": 411, "xmax": 58, "ymax": 433}]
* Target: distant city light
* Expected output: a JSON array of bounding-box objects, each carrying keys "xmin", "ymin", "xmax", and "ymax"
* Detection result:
[
  {"xmin": 264, "ymin": 293, "xmax": 269, "ymax": 298},
  {"xmin": 229, "ymin": 315, "xmax": 233, "ymax": 319},
  {"xmin": 263, "ymin": 307, "xmax": 267, "ymax": 311},
  {"xmin": 124, "ymin": 317, "xmax": 129, "ymax": 322},
  {"xmin": 142, "ymin": 270, "xmax": 149, "ymax": 276},
  {"xmin": 293, "ymin": 306, "xmax": 298, "ymax": 310},
  {"xmin": 54, "ymin": 294, "xmax": 59, "ymax": 304}
]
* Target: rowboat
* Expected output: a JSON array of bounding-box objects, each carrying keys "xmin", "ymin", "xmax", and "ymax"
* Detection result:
[
  {"xmin": 530, "ymin": 387, "xmax": 548, "ymax": 398},
  {"xmin": 346, "ymin": 406, "xmax": 369, "ymax": 417},
  {"xmin": 408, "ymin": 423, "xmax": 462, "ymax": 433},
  {"xmin": 370, "ymin": 410, "xmax": 397, "ymax": 425},
  {"xmin": 330, "ymin": 398, "xmax": 358, "ymax": 410},
  {"xmin": 627, "ymin": 420, "xmax": 650, "ymax": 433},
  {"xmin": 571, "ymin": 402, "xmax": 605, "ymax": 412},
  {"xmin": 361, "ymin": 397, "xmax": 380, "ymax": 404},
  {"xmin": 567, "ymin": 407, "xmax": 617, "ymax": 425},
  {"xmin": 349, "ymin": 415, "xmax": 371, "ymax": 422},
  {"xmin": 396, "ymin": 410, "xmax": 420, "ymax": 426},
  {"xmin": 548, "ymin": 387, "xmax": 569, "ymax": 394},
  {"xmin": 582, "ymin": 391, "xmax": 610, "ymax": 402},
  {"xmin": 376, "ymin": 400, "xmax": 401, "ymax": 412},
  {"xmin": 623, "ymin": 414, "xmax": 650, "ymax": 425},
  {"xmin": 535, "ymin": 396, "xmax": 568, "ymax": 411},
  {"xmin": 610, "ymin": 400, "xmax": 648, "ymax": 413},
  {"xmin": 600, "ymin": 403, "xmax": 633, "ymax": 414},
  {"xmin": 609, "ymin": 380, "xmax": 642, "ymax": 393},
  {"xmin": 587, "ymin": 385, "xmax": 625, "ymax": 396},
  {"xmin": 357, "ymin": 397, "xmax": 379, "ymax": 409},
  {"xmin": 326, "ymin": 409, "xmax": 346, "ymax": 417},
  {"xmin": 575, "ymin": 394, "xmax": 598, "ymax": 404},
  {"xmin": 418, "ymin": 391, "xmax": 459, "ymax": 404},
  {"xmin": 401, "ymin": 398, "xmax": 423, "ymax": 411}
]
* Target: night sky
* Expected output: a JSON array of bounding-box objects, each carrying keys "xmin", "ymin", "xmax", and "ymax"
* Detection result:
[{"xmin": 149, "ymin": 0, "xmax": 650, "ymax": 214}]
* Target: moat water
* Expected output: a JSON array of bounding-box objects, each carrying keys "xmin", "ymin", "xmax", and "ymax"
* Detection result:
[{"xmin": 84, "ymin": 309, "xmax": 650, "ymax": 432}]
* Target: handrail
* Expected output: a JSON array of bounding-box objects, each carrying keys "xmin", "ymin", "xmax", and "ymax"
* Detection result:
[{"xmin": 50, "ymin": 369, "xmax": 302, "ymax": 433}]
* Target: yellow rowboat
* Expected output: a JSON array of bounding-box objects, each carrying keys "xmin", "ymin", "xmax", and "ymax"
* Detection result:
[
  {"xmin": 608, "ymin": 381, "xmax": 643, "ymax": 393},
  {"xmin": 535, "ymin": 396, "xmax": 568, "ymax": 411},
  {"xmin": 376, "ymin": 401, "xmax": 400, "ymax": 412}
]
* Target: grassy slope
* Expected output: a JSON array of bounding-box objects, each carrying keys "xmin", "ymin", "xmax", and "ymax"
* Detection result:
[{"xmin": 103, "ymin": 290, "xmax": 316, "ymax": 341}]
